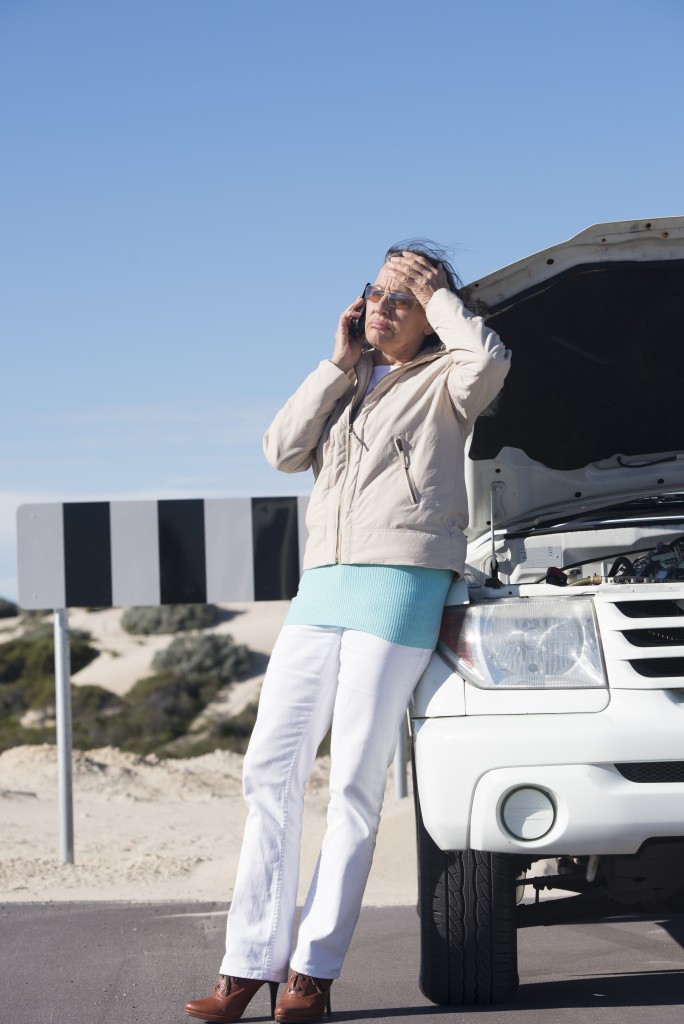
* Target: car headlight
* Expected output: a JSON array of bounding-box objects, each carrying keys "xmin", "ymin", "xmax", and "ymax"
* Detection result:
[{"xmin": 438, "ymin": 597, "xmax": 606, "ymax": 689}]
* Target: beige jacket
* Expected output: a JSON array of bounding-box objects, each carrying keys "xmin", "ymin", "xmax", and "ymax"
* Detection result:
[{"xmin": 263, "ymin": 289, "xmax": 511, "ymax": 573}]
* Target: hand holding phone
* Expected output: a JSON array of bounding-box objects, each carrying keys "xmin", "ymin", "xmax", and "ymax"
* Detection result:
[{"xmin": 331, "ymin": 287, "xmax": 369, "ymax": 372}]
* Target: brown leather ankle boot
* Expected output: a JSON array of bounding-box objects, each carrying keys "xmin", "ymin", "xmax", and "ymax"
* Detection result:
[
  {"xmin": 274, "ymin": 971, "xmax": 333, "ymax": 1023},
  {"xmin": 184, "ymin": 975, "xmax": 279, "ymax": 1022}
]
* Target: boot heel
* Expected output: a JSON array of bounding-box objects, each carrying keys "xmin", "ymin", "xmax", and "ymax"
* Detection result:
[
  {"xmin": 269, "ymin": 982, "xmax": 279, "ymax": 1019},
  {"xmin": 325, "ymin": 990, "xmax": 332, "ymax": 1017}
]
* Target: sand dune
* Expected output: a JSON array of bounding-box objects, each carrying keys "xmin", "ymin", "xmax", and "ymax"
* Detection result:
[{"xmin": 68, "ymin": 601, "xmax": 290, "ymax": 702}]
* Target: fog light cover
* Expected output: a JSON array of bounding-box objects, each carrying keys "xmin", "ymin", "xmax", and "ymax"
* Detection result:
[
  {"xmin": 438, "ymin": 596, "xmax": 605, "ymax": 689},
  {"xmin": 501, "ymin": 787, "xmax": 555, "ymax": 840}
]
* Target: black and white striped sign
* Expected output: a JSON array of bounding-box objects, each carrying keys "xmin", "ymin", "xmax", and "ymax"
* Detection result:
[{"xmin": 17, "ymin": 497, "xmax": 309, "ymax": 610}]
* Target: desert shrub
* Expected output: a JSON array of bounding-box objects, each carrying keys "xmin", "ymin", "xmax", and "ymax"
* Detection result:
[
  {"xmin": 0, "ymin": 634, "xmax": 98, "ymax": 684},
  {"xmin": 0, "ymin": 715, "xmax": 53, "ymax": 754},
  {"xmin": 20, "ymin": 622, "xmax": 92, "ymax": 644},
  {"xmin": 121, "ymin": 604, "xmax": 219, "ymax": 635},
  {"xmin": 71, "ymin": 685, "xmax": 126, "ymax": 750},
  {"xmin": 213, "ymin": 702, "xmax": 259, "ymax": 749},
  {"xmin": 0, "ymin": 679, "xmax": 33, "ymax": 716},
  {"xmin": 0, "ymin": 675, "xmax": 55, "ymax": 716},
  {"xmin": 152, "ymin": 634, "xmax": 250, "ymax": 687},
  {"xmin": 0, "ymin": 633, "xmax": 99, "ymax": 727},
  {"xmin": 0, "ymin": 641, "xmax": 26, "ymax": 684},
  {"xmin": 0, "ymin": 598, "xmax": 18, "ymax": 619},
  {"xmin": 0, "ymin": 621, "xmax": 253, "ymax": 758},
  {"xmin": 165, "ymin": 702, "xmax": 260, "ymax": 758},
  {"xmin": 0, "ymin": 684, "xmax": 125, "ymax": 753},
  {"xmin": 113, "ymin": 632, "xmax": 250, "ymax": 755},
  {"xmin": 118, "ymin": 672, "xmax": 221, "ymax": 753},
  {"xmin": 126, "ymin": 671, "xmax": 213, "ymax": 720},
  {"xmin": 71, "ymin": 684, "xmax": 123, "ymax": 718}
]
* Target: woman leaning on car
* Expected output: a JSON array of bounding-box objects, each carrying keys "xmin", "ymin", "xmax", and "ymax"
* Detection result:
[{"xmin": 184, "ymin": 240, "xmax": 511, "ymax": 1023}]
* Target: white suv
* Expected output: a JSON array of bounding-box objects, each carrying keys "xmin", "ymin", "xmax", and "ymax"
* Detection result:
[{"xmin": 410, "ymin": 217, "xmax": 684, "ymax": 1006}]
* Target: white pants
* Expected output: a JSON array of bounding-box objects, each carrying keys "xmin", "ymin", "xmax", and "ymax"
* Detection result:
[{"xmin": 220, "ymin": 625, "xmax": 431, "ymax": 982}]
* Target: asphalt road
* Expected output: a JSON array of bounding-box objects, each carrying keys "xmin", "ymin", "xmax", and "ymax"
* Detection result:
[{"xmin": 2, "ymin": 902, "xmax": 683, "ymax": 1024}]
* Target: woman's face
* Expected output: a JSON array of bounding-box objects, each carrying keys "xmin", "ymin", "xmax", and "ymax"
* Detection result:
[{"xmin": 364, "ymin": 263, "xmax": 430, "ymax": 365}]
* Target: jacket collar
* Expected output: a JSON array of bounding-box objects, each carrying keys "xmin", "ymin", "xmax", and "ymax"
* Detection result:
[
  {"xmin": 349, "ymin": 346, "xmax": 446, "ymax": 418},
  {"xmin": 354, "ymin": 344, "xmax": 445, "ymax": 383}
]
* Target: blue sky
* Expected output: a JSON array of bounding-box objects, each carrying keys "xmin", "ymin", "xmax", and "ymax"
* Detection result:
[{"xmin": 2, "ymin": 0, "xmax": 683, "ymax": 601}]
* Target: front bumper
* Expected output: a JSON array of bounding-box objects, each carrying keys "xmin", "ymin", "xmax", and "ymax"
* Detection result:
[{"xmin": 411, "ymin": 687, "xmax": 684, "ymax": 855}]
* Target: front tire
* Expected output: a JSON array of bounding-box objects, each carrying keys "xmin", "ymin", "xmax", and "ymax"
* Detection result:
[{"xmin": 415, "ymin": 797, "xmax": 519, "ymax": 1005}]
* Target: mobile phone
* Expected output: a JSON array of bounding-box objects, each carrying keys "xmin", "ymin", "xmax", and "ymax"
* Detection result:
[{"xmin": 350, "ymin": 283, "xmax": 369, "ymax": 339}]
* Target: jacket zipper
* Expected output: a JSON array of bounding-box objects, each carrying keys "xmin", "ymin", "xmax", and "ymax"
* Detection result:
[
  {"xmin": 393, "ymin": 436, "xmax": 419, "ymax": 504},
  {"xmin": 334, "ymin": 364, "xmax": 374, "ymax": 560},
  {"xmin": 334, "ymin": 419, "xmax": 354, "ymax": 563}
]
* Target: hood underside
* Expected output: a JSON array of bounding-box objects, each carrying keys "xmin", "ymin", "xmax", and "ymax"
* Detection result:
[{"xmin": 461, "ymin": 218, "xmax": 684, "ymax": 535}]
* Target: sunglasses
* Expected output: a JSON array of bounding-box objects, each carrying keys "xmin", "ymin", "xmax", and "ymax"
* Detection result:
[{"xmin": 363, "ymin": 284, "xmax": 418, "ymax": 311}]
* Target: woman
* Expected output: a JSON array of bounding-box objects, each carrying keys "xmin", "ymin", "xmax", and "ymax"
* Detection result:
[{"xmin": 184, "ymin": 242, "xmax": 511, "ymax": 1023}]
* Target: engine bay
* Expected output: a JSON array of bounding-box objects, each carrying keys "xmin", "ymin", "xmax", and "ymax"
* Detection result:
[{"xmin": 468, "ymin": 494, "xmax": 684, "ymax": 588}]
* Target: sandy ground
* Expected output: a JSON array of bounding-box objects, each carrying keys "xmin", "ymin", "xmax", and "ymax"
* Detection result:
[
  {"xmin": 0, "ymin": 743, "xmax": 418, "ymax": 905},
  {"xmin": 1, "ymin": 601, "xmax": 421, "ymax": 904}
]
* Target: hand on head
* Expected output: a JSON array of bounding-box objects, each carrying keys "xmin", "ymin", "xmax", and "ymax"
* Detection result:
[{"xmin": 386, "ymin": 252, "xmax": 449, "ymax": 308}]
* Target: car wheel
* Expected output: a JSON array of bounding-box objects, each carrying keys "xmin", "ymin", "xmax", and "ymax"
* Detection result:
[{"xmin": 415, "ymin": 794, "xmax": 519, "ymax": 1005}]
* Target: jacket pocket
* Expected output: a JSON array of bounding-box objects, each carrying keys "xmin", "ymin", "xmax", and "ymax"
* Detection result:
[{"xmin": 393, "ymin": 436, "xmax": 419, "ymax": 504}]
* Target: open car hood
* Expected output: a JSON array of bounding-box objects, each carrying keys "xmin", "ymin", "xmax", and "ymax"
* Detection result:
[{"xmin": 462, "ymin": 217, "xmax": 684, "ymax": 538}]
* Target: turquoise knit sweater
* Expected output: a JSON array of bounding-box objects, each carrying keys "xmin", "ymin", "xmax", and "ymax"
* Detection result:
[{"xmin": 284, "ymin": 564, "xmax": 453, "ymax": 649}]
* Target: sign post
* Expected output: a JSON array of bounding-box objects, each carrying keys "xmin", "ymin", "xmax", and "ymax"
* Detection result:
[
  {"xmin": 53, "ymin": 608, "xmax": 74, "ymax": 864},
  {"xmin": 393, "ymin": 724, "xmax": 408, "ymax": 800}
]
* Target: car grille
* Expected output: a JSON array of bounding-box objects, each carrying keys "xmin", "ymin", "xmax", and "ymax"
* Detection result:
[
  {"xmin": 629, "ymin": 657, "xmax": 684, "ymax": 677},
  {"xmin": 622, "ymin": 627, "xmax": 684, "ymax": 646},
  {"xmin": 596, "ymin": 593, "xmax": 684, "ymax": 686},
  {"xmin": 615, "ymin": 761, "xmax": 684, "ymax": 783},
  {"xmin": 613, "ymin": 599, "xmax": 684, "ymax": 619}
]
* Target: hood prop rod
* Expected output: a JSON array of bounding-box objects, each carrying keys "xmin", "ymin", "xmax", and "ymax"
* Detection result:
[{"xmin": 485, "ymin": 481, "xmax": 503, "ymax": 588}]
